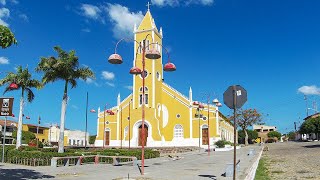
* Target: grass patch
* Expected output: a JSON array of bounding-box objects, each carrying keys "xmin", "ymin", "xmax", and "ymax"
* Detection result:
[
  {"xmin": 271, "ymin": 170, "xmax": 285, "ymax": 174},
  {"xmin": 255, "ymin": 157, "xmax": 271, "ymax": 180}
]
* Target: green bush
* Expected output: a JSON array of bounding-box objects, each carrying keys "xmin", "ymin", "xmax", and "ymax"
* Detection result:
[
  {"xmin": 12, "ymin": 130, "xmax": 36, "ymax": 144},
  {"xmin": 215, "ymin": 140, "xmax": 225, "ymax": 148},
  {"xmin": 89, "ymin": 135, "xmax": 96, "ymax": 144},
  {"xmin": 267, "ymin": 131, "xmax": 281, "ymax": 140},
  {"xmin": 238, "ymin": 129, "xmax": 258, "ymax": 144},
  {"xmin": 1, "ymin": 147, "xmax": 160, "ymax": 166}
]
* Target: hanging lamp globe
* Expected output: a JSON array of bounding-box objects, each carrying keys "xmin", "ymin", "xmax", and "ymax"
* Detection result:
[
  {"xmin": 164, "ymin": 62, "xmax": 176, "ymax": 72},
  {"xmin": 193, "ymin": 101, "xmax": 199, "ymax": 106},
  {"xmin": 145, "ymin": 48, "xmax": 161, "ymax": 59},
  {"xmin": 9, "ymin": 82, "xmax": 18, "ymax": 90},
  {"xmin": 213, "ymin": 98, "xmax": 219, "ymax": 104},
  {"xmin": 106, "ymin": 110, "xmax": 112, "ymax": 113},
  {"xmin": 108, "ymin": 53, "xmax": 123, "ymax": 64},
  {"xmin": 216, "ymin": 102, "xmax": 222, "ymax": 107},
  {"xmin": 109, "ymin": 111, "xmax": 115, "ymax": 115},
  {"xmin": 129, "ymin": 66, "xmax": 142, "ymax": 75},
  {"xmin": 199, "ymin": 104, "xmax": 205, "ymax": 109}
]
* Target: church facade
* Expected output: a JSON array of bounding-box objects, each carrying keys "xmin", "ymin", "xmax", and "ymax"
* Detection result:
[{"xmin": 95, "ymin": 9, "xmax": 234, "ymax": 148}]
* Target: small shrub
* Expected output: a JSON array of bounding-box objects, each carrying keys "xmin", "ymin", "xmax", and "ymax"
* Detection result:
[{"xmin": 215, "ymin": 140, "xmax": 226, "ymax": 148}]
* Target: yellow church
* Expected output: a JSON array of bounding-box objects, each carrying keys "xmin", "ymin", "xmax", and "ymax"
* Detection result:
[{"xmin": 95, "ymin": 8, "xmax": 234, "ymax": 148}]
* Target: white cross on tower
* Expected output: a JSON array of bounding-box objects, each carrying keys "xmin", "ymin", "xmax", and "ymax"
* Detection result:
[{"xmin": 147, "ymin": 2, "xmax": 151, "ymax": 11}]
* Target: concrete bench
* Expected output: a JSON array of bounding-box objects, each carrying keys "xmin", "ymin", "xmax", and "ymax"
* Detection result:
[
  {"xmin": 95, "ymin": 155, "xmax": 138, "ymax": 166},
  {"xmin": 51, "ymin": 156, "xmax": 82, "ymax": 167}
]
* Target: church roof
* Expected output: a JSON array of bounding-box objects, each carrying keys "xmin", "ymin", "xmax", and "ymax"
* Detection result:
[{"xmin": 137, "ymin": 10, "xmax": 158, "ymax": 32}]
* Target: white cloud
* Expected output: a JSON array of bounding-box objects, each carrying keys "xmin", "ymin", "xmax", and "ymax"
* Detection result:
[
  {"xmin": 151, "ymin": 0, "xmax": 213, "ymax": 7},
  {"xmin": 0, "ymin": 8, "xmax": 10, "ymax": 26},
  {"xmin": 106, "ymin": 82, "xmax": 115, "ymax": 87},
  {"xmin": 0, "ymin": 57, "xmax": 9, "ymax": 64},
  {"xmin": 124, "ymin": 86, "xmax": 133, "ymax": 90},
  {"xmin": 81, "ymin": 28, "xmax": 91, "ymax": 33},
  {"xmin": 19, "ymin": 14, "xmax": 28, "ymax": 22},
  {"xmin": 106, "ymin": 4, "xmax": 144, "ymax": 39},
  {"xmin": 101, "ymin": 71, "xmax": 115, "ymax": 80},
  {"xmin": 85, "ymin": 78, "xmax": 94, "ymax": 84},
  {"xmin": 80, "ymin": 4, "xmax": 101, "ymax": 20},
  {"xmin": 298, "ymin": 85, "xmax": 320, "ymax": 95},
  {"xmin": 0, "ymin": 0, "xmax": 6, "ymax": 5}
]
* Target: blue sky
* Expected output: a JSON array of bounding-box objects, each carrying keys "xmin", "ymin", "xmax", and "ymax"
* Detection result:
[{"xmin": 1, "ymin": 0, "xmax": 320, "ymax": 135}]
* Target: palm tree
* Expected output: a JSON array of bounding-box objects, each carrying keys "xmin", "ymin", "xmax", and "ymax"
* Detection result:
[
  {"xmin": 36, "ymin": 46, "xmax": 95, "ymax": 153},
  {"xmin": 0, "ymin": 66, "xmax": 42, "ymax": 149},
  {"xmin": 0, "ymin": 25, "xmax": 18, "ymax": 49}
]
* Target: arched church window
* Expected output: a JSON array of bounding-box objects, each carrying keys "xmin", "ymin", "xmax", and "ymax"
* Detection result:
[
  {"xmin": 139, "ymin": 94, "xmax": 149, "ymax": 105},
  {"xmin": 174, "ymin": 124, "xmax": 184, "ymax": 138},
  {"xmin": 139, "ymin": 86, "xmax": 148, "ymax": 92},
  {"xmin": 140, "ymin": 70, "xmax": 148, "ymax": 79}
]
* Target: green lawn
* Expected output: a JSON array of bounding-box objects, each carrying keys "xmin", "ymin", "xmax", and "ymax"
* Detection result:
[{"xmin": 255, "ymin": 157, "xmax": 271, "ymax": 180}]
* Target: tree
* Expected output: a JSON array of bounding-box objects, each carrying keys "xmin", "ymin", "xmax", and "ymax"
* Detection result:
[
  {"xmin": 300, "ymin": 117, "xmax": 320, "ymax": 140},
  {"xmin": 12, "ymin": 130, "xmax": 36, "ymax": 144},
  {"xmin": 238, "ymin": 129, "xmax": 258, "ymax": 144},
  {"xmin": 267, "ymin": 131, "xmax": 281, "ymax": 141},
  {"xmin": 89, "ymin": 135, "xmax": 96, "ymax": 145},
  {"xmin": 0, "ymin": 66, "xmax": 41, "ymax": 149},
  {"xmin": 0, "ymin": 25, "xmax": 17, "ymax": 49},
  {"xmin": 229, "ymin": 108, "xmax": 262, "ymax": 146},
  {"xmin": 287, "ymin": 131, "xmax": 296, "ymax": 140},
  {"xmin": 35, "ymin": 46, "xmax": 95, "ymax": 153}
]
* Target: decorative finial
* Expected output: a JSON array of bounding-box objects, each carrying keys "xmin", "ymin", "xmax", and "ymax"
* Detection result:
[{"xmin": 147, "ymin": 1, "xmax": 151, "ymax": 11}]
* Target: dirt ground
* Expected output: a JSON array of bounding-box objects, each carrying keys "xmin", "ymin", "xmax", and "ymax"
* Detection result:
[{"xmin": 263, "ymin": 141, "xmax": 320, "ymax": 180}]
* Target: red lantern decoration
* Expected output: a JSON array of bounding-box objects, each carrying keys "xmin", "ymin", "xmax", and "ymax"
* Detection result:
[
  {"xmin": 164, "ymin": 62, "xmax": 176, "ymax": 72},
  {"xmin": 26, "ymin": 116, "xmax": 30, "ymax": 119},
  {"xmin": 199, "ymin": 104, "xmax": 205, "ymax": 109},
  {"xmin": 9, "ymin": 83, "xmax": 18, "ymax": 90},
  {"xmin": 109, "ymin": 111, "xmax": 115, "ymax": 115},
  {"xmin": 106, "ymin": 110, "xmax": 112, "ymax": 113},
  {"xmin": 145, "ymin": 48, "xmax": 161, "ymax": 59},
  {"xmin": 90, "ymin": 109, "xmax": 96, "ymax": 113},
  {"xmin": 12, "ymin": 114, "xmax": 15, "ymax": 117},
  {"xmin": 193, "ymin": 101, "xmax": 199, "ymax": 106},
  {"xmin": 129, "ymin": 66, "xmax": 142, "ymax": 75},
  {"xmin": 108, "ymin": 53, "xmax": 123, "ymax": 64}
]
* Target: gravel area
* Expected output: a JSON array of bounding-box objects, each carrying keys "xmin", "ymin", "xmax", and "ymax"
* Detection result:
[{"xmin": 263, "ymin": 141, "xmax": 320, "ymax": 180}]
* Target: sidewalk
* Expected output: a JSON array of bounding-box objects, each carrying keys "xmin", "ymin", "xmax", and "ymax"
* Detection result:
[{"xmin": 0, "ymin": 145, "xmax": 262, "ymax": 180}]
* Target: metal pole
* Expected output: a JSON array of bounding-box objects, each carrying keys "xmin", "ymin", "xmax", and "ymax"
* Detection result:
[
  {"xmin": 207, "ymin": 98, "xmax": 210, "ymax": 156},
  {"xmin": 120, "ymin": 106, "xmax": 123, "ymax": 149},
  {"xmin": 304, "ymin": 95, "xmax": 309, "ymax": 116},
  {"xmin": 129, "ymin": 100, "xmax": 131, "ymax": 149},
  {"xmin": 198, "ymin": 108, "xmax": 201, "ymax": 151},
  {"xmin": 37, "ymin": 116, "xmax": 40, "ymax": 148},
  {"xmin": 2, "ymin": 116, "xmax": 7, "ymax": 163},
  {"xmin": 103, "ymin": 105, "xmax": 106, "ymax": 148},
  {"xmin": 85, "ymin": 92, "xmax": 88, "ymax": 148},
  {"xmin": 232, "ymin": 86, "xmax": 237, "ymax": 180},
  {"xmin": 141, "ymin": 40, "xmax": 146, "ymax": 175}
]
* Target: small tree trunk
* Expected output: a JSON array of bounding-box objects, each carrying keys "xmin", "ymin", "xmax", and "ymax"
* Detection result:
[
  {"xmin": 16, "ymin": 96, "xmax": 24, "ymax": 149},
  {"xmin": 58, "ymin": 93, "xmax": 67, "ymax": 153},
  {"xmin": 244, "ymin": 129, "xmax": 249, "ymax": 146}
]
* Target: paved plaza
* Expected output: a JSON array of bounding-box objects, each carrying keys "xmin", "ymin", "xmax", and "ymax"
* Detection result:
[{"xmin": 0, "ymin": 145, "xmax": 262, "ymax": 180}]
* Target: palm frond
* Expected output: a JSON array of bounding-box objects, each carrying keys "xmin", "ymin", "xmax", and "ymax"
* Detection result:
[
  {"xmin": 25, "ymin": 88, "xmax": 35, "ymax": 102},
  {"xmin": 3, "ymin": 86, "xmax": 19, "ymax": 95},
  {"xmin": 69, "ymin": 79, "xmax": 77, "ymax": 89}
]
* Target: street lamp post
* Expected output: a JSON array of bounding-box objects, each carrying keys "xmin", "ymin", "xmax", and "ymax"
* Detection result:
[{"xmin": 108, "ymin": 35, "xmax": 176, "ymax": 175}]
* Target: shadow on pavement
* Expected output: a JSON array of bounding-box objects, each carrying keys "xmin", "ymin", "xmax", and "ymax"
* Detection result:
[
  {"xmin": 303, "ymin": 144, "xmax": 320, "ymax": 148},
  {"xmin": 0, "ymin": 168, "xmax": 55, "ymax": 180},
  {"xmin": 198, "ymin": 174, "xmax": 217, "ymax": 179}
]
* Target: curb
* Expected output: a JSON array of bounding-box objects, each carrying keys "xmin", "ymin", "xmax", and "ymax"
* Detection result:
[{"xmin": 244, "ymin": 147, "xmax": 264, "ymax": 180}]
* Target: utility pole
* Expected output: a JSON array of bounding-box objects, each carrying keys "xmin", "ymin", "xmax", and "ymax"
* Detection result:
[{"xmin": 304, "ymin": 95, "xmax": 309, "ymax": 116}]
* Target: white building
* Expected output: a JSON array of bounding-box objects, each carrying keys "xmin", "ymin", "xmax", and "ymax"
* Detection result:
[{"xmin": 48, "ymin": 125, "xmax": 89, "ymax": 146}]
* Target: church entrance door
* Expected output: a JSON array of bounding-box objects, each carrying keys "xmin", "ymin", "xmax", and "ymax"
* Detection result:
[
  {"xmin": 202, "ymin": 128, "xmax": 208, "ymax": 145},
  {"xmin": 105, "ymin": 131, "xmax": 110, "ymax": 146},
  {"xmin": 138, "ymin": 124, "xmax": 148, "ymax": 146}
]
